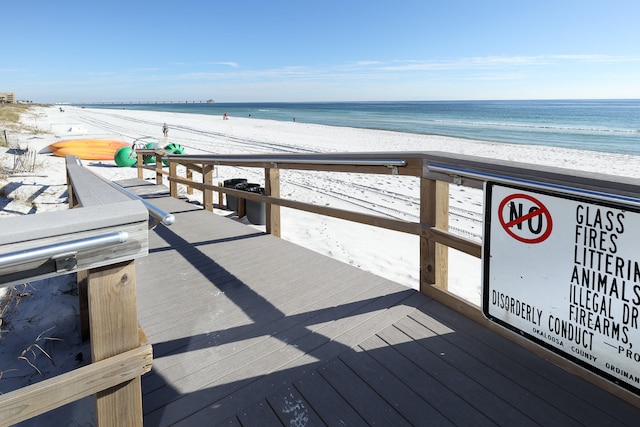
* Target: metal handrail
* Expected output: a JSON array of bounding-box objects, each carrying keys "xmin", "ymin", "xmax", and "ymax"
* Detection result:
[
  {"xmin": 427, "ymin": 163, "xmax": 640, "ymax": 207},
  {"xmin": 163, "ymin": 154, "xmax": 407, "ymax": 167},
  {"xmin": 0, "ymin": 231, "xmax": 128, "ymax": 269},
  {"xmin": 105, "ymin": 179, "xmax": 175, "ymax": 228},
  {"xmin": 75, "ymin": 158, "xmax": 175, "ymax": 228}
]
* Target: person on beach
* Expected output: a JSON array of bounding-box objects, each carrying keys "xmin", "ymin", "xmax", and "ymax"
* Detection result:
[
  {"xmin": 223, "ymin": 113, "xmax": 228, "ymax": 120},
  {"xmin": 162, "ymin": 122, "xmax": 169, "ymax": 137}
]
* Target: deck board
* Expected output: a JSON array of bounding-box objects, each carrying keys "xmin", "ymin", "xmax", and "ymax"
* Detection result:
[
  {"xmin": 337, "ymin": 348, "xmax": 450, "ymax": 426},
  {"xmin": 113, "ymin": 179, "xmax": 640, "ymax": 426},
  {"xmin": 235, "ymin": 399, "xmax": 284, "ymax": 426},
  {"xmin": 394, "ymin": 315, "xmax": 583, "ymax": 426},
  {"xmin": 288, "ymin": 371, "xmax": 368, "ymax": 426},
  {"xmin": 315, "ymin": 358, "xmax": 414, "ymax": 426},
  {"xmin": 417, "ymin": 299, "xmax": 640, "ymax": 425},
  {"xmin": 375, "ymin": 326, "xmax": 535, "ymax": 426},
  {"xmin": 356, "ymin": 330, "xmax": 500, "ymax": 426},
  {"xmin": 408, "ymin": 311, "xmax": 608, "ymax": 425}
]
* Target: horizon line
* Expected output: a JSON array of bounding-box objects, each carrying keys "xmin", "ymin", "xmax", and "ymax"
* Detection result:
[{"xmin": 55, "ymin": 97, "xmax": 640, "ymax": 105}]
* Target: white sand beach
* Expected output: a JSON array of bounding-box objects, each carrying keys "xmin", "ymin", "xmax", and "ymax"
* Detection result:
[
  {"xmin": 6, "ymin": 105, "xmax": 640, "ymax": 295},
  {"xmin": 2, "ymin": 105, "xmax": 639, "ymax": 424}
]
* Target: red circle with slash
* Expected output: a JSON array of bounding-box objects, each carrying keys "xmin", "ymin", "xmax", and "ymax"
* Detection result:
[{"xmin": 498, "ymin": 193, "xmax": 553, "ymax": 244}]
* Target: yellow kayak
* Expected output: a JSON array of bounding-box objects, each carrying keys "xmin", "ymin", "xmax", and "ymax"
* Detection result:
[{"xmin": 49, "ymin": 139, "xmax": 129, "ymax": 160}]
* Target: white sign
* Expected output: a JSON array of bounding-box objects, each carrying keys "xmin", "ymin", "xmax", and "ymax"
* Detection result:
[{"xmin": 483, "ymin": 182, "xmax": 640, "ymax": 394}]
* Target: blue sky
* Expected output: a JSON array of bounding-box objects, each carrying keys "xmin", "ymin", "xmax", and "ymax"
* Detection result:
[{"xmin": 3, "ymin": 1, "xmax": 639, "ymax": 103}]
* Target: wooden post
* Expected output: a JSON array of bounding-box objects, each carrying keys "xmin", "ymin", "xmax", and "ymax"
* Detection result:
[
  {"xmin": 237, "ymin": 196, "xmax": 246, "ymax": 218},
  {"xmin": 155, "ymin": 153, "xmax": 163, "ymax": 185},
  {"xmin": 218, "ymin": 181, "xmax": 224, "ymax": 210},
  {"xmin": 420, "ymin": 177, "xmax": 449, "ymax": 293},
  {"xmin": 77, "ymin": 270, "xmax": 90, "ymax": 341},
  {"xmin": 265, "ymin": 168, "xmax": 281, "ymax": 237},
  {"xmin": 68, "ymin": 164, "xmax": 89, "ymax": 340},
  {"xmin": 136, "ymin": 153, "xmax": 144, "ymax": 179},
  {"xmin": 186, "ymin": 168, "xmax": 194, "ymax": 195},
  {"xmin": 169, "ymin": 161, "xmax": 178, "ymax": 198},
  {"xmin": 88, "ymin": 260, "xmax": 143, "ymax": 426},
  {"xmin": 66, "ymin": 169, "xmax": 76, "ymax": 208},
  {"xmin": 203, "ymin": 165, "xmax": 213, "ymax": 212}
]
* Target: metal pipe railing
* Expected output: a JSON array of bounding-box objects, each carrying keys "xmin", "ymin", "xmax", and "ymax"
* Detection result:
[
  {"xmin": 74, "ymin": 158, "xmax": 175, "ymax": 227},
  {"xmin": 0, "ymin": 231, "xmax": 128, "ymax": 269},
  {"xmin": 164, "ymin": 154, "xmax": 407, "ymax": 167},
  {"xmin": 427, "ymin": 163, "xmax": 640, "ymax": 207},
  {"xmin": 106, "ymin": 179, "xmax": 175, "ymax": 227}
]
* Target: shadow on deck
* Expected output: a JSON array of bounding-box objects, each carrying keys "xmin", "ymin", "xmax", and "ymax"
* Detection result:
[{"xmin": 117, "ymin": 179, "xmax": 640, "ymax": 426}]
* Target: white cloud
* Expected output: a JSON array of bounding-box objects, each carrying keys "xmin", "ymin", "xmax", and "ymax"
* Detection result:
[
  {"xmin": 354, "ymin": 60, "xmax": 382, "ymax": 66},
  {"xmin": 371, "ymin": 54, "xmax": 640, "ymax": 72},
  {"xmin": 209, "ymin": 61, "xmax": 240, "ymax": 67},
  {"xmin": 550, "ymin": 54, "xmax": 640, "ymax": 63},
  {"xmin": 464, "ymin": 73, "xmax": 528, "ymax": 81}
]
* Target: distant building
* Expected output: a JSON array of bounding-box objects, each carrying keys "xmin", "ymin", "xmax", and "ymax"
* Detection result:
[{"xmin": 0, "ymin": 92, "xmax": 16, "ymax": 103}]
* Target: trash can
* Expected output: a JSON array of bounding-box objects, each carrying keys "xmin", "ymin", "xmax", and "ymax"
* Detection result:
[
  {"xmin": 245, "ymin": 184, "xmax": 266, "ymax": 225},
  {"xmin": 223, "ymin": 178, "xmax": 247, "ymax": 212}
]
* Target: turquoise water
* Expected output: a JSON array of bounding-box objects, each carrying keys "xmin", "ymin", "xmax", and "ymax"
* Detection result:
[{"xmin": 84, "ymin": 100, "xmax": 640, "ymax": 155}]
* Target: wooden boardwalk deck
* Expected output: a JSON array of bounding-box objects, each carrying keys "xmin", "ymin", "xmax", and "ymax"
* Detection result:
[{"xmin": 117, "ymin": 178, "xmax": 640, "ymax": 426}]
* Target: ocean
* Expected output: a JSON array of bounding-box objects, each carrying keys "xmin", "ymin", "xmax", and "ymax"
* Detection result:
[{"xmin": 84, "ymin": 100, "xmax": 640, "ymax": 156}]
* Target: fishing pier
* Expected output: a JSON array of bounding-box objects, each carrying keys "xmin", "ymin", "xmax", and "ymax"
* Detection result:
[{"xmin": 79, "ymin": 100, "xmax": 215, "ymax": 106}]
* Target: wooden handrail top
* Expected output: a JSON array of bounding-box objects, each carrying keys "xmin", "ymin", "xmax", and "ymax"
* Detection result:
[
  {"xmin": 0, "ymin": 200, "xmax": 148, "ymax": 286},
  {"xmin": 68, "ymin": 156, "xmax": 175, "ymax": 226},
  {"xmin": 0, "ymin": 201, "xmax": 146, "ymax": 246},
  {"xmin": 422, "ymin": 151, "xmax": 640, "ymax": 199},
  {"xmin": 0, "ymin": 158, "xmax": 151, "ymax": 286},
  {"xmin": 66, "ymin": 157, "xmax": 132, "ymax": 206},
  {"xmin": 150, "ymin": 150, "xmax": 640, "ymax": 200},
  {"xmin": 165, "ymin": 154, "xmax": 408, "ymax": 167},
  {"xmin": 142, "ymin": 150, "xmax": 416, "ymax": 163}
]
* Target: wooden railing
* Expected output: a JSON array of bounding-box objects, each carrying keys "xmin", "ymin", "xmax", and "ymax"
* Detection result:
[
  {"xmin": 136, "ymin": 149, "xmax": 640, "ymax": 405},
  {"xmin": 0, "ymin": 156, "xmax": 155, "ymax": 426},
  {"xmin": 136, "ymin": 149, "xmax": 640, "ymax": 297}
]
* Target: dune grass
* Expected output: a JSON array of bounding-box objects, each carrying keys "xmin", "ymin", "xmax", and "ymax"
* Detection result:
[
  {"xmin": 0, "ymin": 104, "xmax": 30, "ymax": 124},
  {"xmin": 0, "ymin": 104, "xmax": 50, "ymax": 146}
]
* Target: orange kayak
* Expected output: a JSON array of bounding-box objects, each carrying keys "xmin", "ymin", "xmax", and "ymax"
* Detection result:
[{"xmin": 49, "ymin": 139, "xmax": 129, "ymax": 160}]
